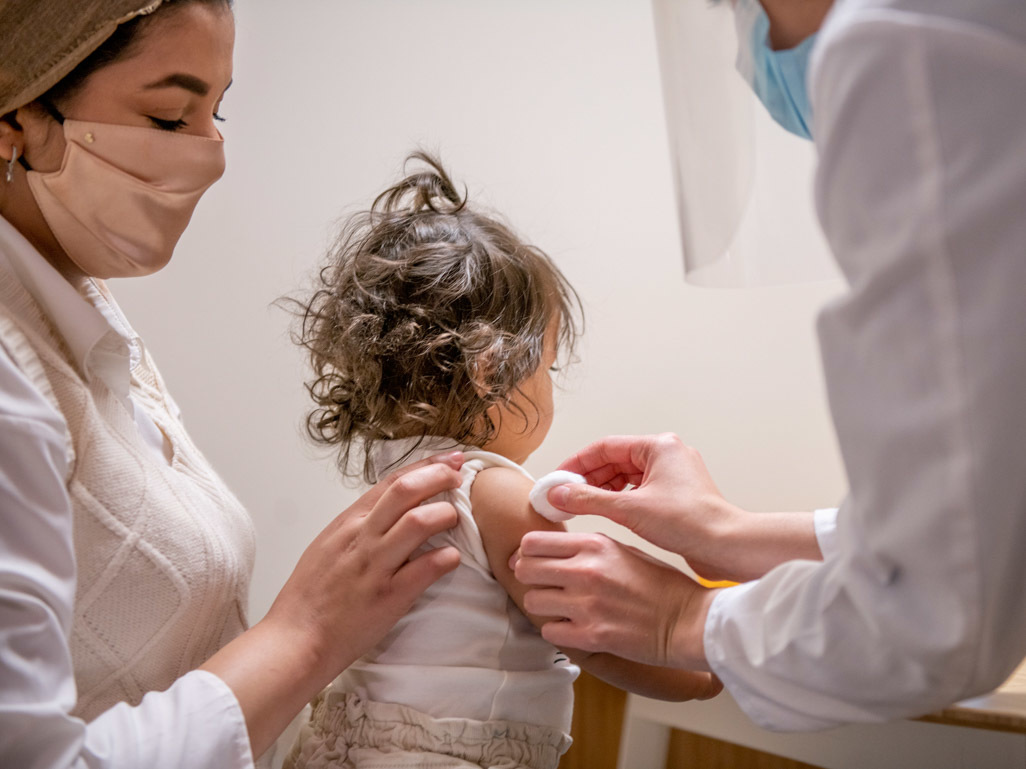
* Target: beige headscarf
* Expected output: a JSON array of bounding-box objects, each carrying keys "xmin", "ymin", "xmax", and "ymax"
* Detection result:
[{"xmin": 0, "ymin": 0, "xmax": 168, "ymax": 117}]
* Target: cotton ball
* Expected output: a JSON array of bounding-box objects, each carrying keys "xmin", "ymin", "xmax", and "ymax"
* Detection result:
[{"xmin": 530, "ymin": 471, "xmax": 587, "ymax": 522}]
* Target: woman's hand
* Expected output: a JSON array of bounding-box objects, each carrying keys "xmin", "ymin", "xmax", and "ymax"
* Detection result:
[
  {"xmin": 260, "ymin": 452, "xmax": 463, "ymax": 672},
  {"xmin": 201, "ymin": 453, "xmax": 463, "ymax": 758},
  {"xmin": 512, "ymin": 530, "xmax": 717, "ymax": 671},
  {"xmin": 544, "ymin": 433, "xmax": 820, "ymax": 583}
]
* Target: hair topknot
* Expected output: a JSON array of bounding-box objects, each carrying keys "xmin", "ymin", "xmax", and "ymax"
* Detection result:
[
  {"xmin": 373, "ymin": 152, "xmax": 467, "ymax": 216},
  {"xmin": 288, "ymin": 151, "xmax": 582, "ymax": 483}
]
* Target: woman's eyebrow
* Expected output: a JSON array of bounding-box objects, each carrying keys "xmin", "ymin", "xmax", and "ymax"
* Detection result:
[{"xmin": 143, "ymin": 73, "xmax": 211, "ymax": 96}]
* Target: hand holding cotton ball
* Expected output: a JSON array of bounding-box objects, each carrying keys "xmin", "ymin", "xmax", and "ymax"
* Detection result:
[{"xmin": 530, "ymin": 471, "xmax": 588, "ymax": 522}]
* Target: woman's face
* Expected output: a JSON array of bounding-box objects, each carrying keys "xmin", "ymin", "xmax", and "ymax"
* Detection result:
[{"xmin": 23, "ymin": 2, "xmax": 235, "ymax": 173}]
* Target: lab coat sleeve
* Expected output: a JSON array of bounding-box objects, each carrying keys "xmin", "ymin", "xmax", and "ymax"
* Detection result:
[
  {"xmin": 704, "ymin": 8, "xmax": 1026, "ymax": 731},
  {"xmin": 812, "ymin": 507, "xmax": 839, "ymax": 560},
  {"xmin": 0, "ymin": 347, "xmax": 254, "ymax": 769}
]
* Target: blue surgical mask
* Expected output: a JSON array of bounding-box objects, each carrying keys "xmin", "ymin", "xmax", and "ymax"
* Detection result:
[{"xmin": 733, "ymin": 0, "xmax": 816, "ymax": 140}]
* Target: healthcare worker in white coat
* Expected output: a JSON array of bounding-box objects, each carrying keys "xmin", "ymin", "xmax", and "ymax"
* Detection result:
[{"xmin": 513, "ymin": 0, "xmax": 1026, "ymax": 731}]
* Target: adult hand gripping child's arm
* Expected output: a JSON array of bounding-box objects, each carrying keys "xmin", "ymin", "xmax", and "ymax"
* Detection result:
[{"xmin": 471, "ymin": 466, "xmax": 723, "ymax": 702}]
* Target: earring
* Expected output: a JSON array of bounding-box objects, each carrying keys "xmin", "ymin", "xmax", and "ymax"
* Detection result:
[{"xmin": 5, "ymin": 146, "xmax": 18, "ymax": 184}]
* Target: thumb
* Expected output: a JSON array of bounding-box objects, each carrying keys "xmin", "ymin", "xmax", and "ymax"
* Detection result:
[
  {"xmin": 702, "ymin": 673, "xmax": 725, "ymax": 700},
  {"xmin": 549, "ymin": 482, "xmax": 633, "ymax": 525},
  {"xmin": 358, "ymin": 450, "xmax": 465, "ymax": 511}
]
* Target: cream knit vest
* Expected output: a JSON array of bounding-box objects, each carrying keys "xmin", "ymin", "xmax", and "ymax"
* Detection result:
[{"xmin": 0, "ymin": 257, "xmax": 255, "ymax": 722}]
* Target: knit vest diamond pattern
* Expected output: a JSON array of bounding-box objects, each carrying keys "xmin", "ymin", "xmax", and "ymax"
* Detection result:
[{"xmin": 0, "ymin": 257, "xmax": 255, "ymax": 721}]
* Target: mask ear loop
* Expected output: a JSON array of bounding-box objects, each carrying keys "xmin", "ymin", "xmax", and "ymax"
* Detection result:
[{"xmin": 5, "ymin": 145, "xmax": 18, "ymax": 184}]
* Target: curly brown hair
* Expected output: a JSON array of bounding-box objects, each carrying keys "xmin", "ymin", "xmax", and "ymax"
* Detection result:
[{"xmin": 290, "ymin": 152, "xmax": 582, "ymax": 483}]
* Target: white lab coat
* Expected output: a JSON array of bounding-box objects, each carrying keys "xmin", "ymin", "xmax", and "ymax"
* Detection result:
[{"xmin": 704, "ymin": 0, "xmax": 1026, "ymax": 731}]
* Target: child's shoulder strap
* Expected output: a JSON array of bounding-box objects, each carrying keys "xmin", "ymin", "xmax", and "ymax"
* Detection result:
[{"xmin": 460, "ymin": 450, "xmax": 534, "ymax": 483}]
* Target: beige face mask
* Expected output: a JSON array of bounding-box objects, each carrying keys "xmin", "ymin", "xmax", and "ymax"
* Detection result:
[{"xmin": 27, "ymin": 119, "xmax": 225, "ymax": 279}]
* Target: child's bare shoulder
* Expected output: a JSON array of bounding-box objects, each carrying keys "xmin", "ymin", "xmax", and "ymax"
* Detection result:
[
  {"xmin": 470, "ymin": 466, "xmax": 563, "ymax": 534},
  {"xmin": 470, "ymin": 466, "xmax": 534, "ymax": 516},
  {"xmin": 470, "ymin": 466, "xmax": 562, "ymax": 590}
]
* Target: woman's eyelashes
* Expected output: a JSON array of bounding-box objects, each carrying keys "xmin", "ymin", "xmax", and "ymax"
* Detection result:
[
  {"xmin": 147, "ymin": 116, "xmax": 188, "ymax": 131},
  {"xmin": 146, "ymin": 112, "xmax": 226, "ymax": 131}
]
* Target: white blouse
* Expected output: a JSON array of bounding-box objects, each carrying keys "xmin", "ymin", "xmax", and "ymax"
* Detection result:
[{"xmin": 0, "ymin": 216, "xmax": 254, "ymax": 769}]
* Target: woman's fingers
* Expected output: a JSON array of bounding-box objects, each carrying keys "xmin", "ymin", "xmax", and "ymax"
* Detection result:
[
  {"xmin": 261, "ymin": 454, "xmax": 466, "ymax": 683},
  {"xmin": 549, "ymin": 434, "xmax": 692, "ymax": 524},
  {"xmin": 575, "ymin": 464, "xmax": 644, "ymax": 490},
  {"xmin": 510, "ymin": 554, "xmax": 571, "ymax": 589},
  {"xmin": 515, "ymin": 533, "xmax": 670, "ymax": 587},
  {"xmin": 392, "ymin": 544, "xmax": 462, "ymax": 600},
  {"xmin": 558, "ymin": 433, "xmax": 689, "ymax": 480},
  {"xmin": 376, "ymin": 501, "xmax": 459, "ymax": 572},
  {"xmin": 519, "ymin": 529, "xmax": 599, "ymax": 558},
  {"xmin": 548, "ymin": 433, "xmax": 745, "ymax": 570},
  {"xmin": 515, "ymin": 529, "xmax": 713, "ymax": 667},
  {"xmin": 538, "ymin": 618, "xmax": 594, "ymax": 653},
  {"xmin": 521, "ymin": 585, "xmax": 574, "ymax": 618},
  {"xmin": 358, "ymin": 451, "xmax": 463, "ymax": 510},
  {"xmin": 697, "ymin": 673, "xmax": 725, "ymax": 701},
  {"xmin": 508, "ymin": 530, "xmax": 588, "ymax": 584},
  {"xmin": 557, "ymin": 435, "xmax": 647, "ymax": 477},
  {"xmin": 361, "ymin": 457, "xmax": 463, "ymax": 536},
  {"xmin": 544, "ymin": 481, "xmax": 636, "ymax": 523},
  {"xmin": 516, "ymin": 531, "xmax": 613, "ymax": 614}
]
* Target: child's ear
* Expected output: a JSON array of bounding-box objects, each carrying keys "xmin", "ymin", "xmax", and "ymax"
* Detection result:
[
  {"xmin": 470, "ymin": 352, "xmax": 507, "ymax": 441},
  {"xmin": 469, "ymin": 351, "xmax": 495, "ymax": 399}
]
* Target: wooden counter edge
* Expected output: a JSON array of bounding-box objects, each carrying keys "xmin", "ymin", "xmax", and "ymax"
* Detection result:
[{"xmin": 915, "ymin": 707, "xmax": 1026, "ymax": 735}]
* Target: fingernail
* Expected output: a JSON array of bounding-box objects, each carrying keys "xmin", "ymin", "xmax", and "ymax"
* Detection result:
[
  {"xmin": 431, "ymin": 451, "xmax": 464, "ymax": 468},
  {"xmin": 508, "ymin": 550, "xmax": 520, "ymax": 571},
  {"xmin": 549, "ymin": 485, "xmax": 569, "ymax": 508}
]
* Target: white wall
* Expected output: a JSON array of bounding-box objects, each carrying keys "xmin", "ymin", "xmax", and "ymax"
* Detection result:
[{"xmin": 113, "ymin": 0, "xmax": 847, "ymax": 622}]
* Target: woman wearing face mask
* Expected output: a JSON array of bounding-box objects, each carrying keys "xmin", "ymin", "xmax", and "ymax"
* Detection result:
[
  {"xmin": 513, "ymin": 0, "xmax": 1026, "ymax": 733},
  {"xmin": 0, "ymin": 2, "xmax": 464, "ymax": 767}
]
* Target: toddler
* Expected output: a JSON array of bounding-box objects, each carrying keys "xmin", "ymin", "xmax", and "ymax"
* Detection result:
[{"xmin": 285, "ymin": 153, "xmax": 719, "ymax": 769}]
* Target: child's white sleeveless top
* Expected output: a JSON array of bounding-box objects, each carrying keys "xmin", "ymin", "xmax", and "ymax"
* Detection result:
[{"xmin": 330, "ymin": 438, "xmax": 579, "ymax": 732}]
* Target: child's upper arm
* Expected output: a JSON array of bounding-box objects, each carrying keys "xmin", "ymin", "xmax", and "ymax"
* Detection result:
[
  {"xmin": 470, "ymin": 466, "xmax": 564, "ymax": 628},
  {"xmin": 471, "ymin": 466, "xmax": 724, "ymax": 703}
]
